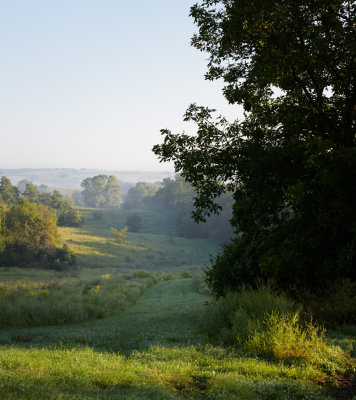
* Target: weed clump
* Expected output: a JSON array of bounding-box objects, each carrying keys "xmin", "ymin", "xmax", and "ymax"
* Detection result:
[
  {"xmin": 206, "ymin": 284, "xmax": 295, "ymax": 344},
  {"xmin": 246, "ymin": 312, "xmax": 352, "ymax": 375}
]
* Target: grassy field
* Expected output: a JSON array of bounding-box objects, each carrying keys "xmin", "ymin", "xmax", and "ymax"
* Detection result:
[
  {"xmin": 2, "ymin": 278, "xmax": 353, "ymax": 400},
  {"xmin": 0, "ymin": 209, "xmax": 355, "ymax": 399},
  {"xmin": 0, "ymin": 267, "xmax": 191, "ymax": 329},
  {"xmin": 58, "ymin": 208, "xmax": 217, "ymax": 271}
]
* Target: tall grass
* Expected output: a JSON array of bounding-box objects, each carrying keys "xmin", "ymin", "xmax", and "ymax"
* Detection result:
[
  {"xmin": 206, "ymin": 284, "xmax": 295, "ymax": 344},
  {"xmin": 0, "ymin": 268, "xmax": 192, "ymax": 329},
  {"xmin": 246, "ymin": 312, "xmax": 353, "ymax": 376},
  {"xmin": 205, "ymin": 285, "xmax": 355, "ymax": 379}
]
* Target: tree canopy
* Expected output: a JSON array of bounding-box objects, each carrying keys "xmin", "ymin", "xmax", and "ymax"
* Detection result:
[
  {"xmin": 0, "ymin": 200, "xmax": 76, "ymax": 268},
  {"xmin": 81, "ymin": 175, "xmax": 122, "ymax": 209},
  {"xmin": 153, "ymin": 0, "xmax": 356, "ymax": 294},
  {"xmin": 0, "ymin": 176, "xmax": 20, "ymax": 207},
  {"xmin": 122, "ymin": 182, "xmax": 160, "ymax": 210}
]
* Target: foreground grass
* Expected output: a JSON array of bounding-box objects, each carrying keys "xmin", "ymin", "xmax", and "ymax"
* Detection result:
[
  {"xmin": 0, "ymin": 279, "xmax": 354, "ymax": 399},
  {"xmin": 0, "ymin": 346, "xmax": 330, "ymax": 400}
]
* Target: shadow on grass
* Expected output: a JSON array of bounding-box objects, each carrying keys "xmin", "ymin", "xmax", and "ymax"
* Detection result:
[
  {"xmin": 1, "ymin": 379, "xmax": 183, "ymax": 400},
  {"xmin": 61, "ymin": 225, "xmax": 211, "ymax": 269},
  {"xmin": 0, "ymin": 352, "xmax": 329, "ymax": 400}
]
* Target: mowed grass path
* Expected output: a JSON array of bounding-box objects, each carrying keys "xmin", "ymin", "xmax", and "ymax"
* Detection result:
[
  {"xmin": 0, "ymin": 279, "xmax": 331, "ymax": 400},
  {"xmin": 0, "ymin": 279, "xmax": 208, "ymax": 352}
]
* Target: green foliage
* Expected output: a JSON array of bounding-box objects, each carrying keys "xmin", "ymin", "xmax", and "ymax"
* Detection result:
[
  {"xmin": 246, "ymin": 312, "xmax": 352, "ymax": 376},
  {"xmin": 0, "ymin": 176, "xmax": 20, "ymax": 207},
  {"xmin": 0, "ymin": 278, "xmax": 353, "ymax": 399},
  {"xmin": 0, "ymin": 201, "xmax": 59, "ymax": 266},
  {"xmin": 206, "ymin": 285, "xmax": 295, "ymax": 344},
  {"xmin": 297, "ymin": 279, "xmax": 356, "ymax": 327},
  {"xmin": 71, "ymin": 190, "xmax": 84, "ymax": 206},
  {"xmin": 126, "ymin": 214, "xmax": 142, "ymax": 233},
  {"xmin": 16, "ymin": 179, "xmax": 30, "ymax": 194},
  {"xmin": 123, "ymin": 181, "xmax": 160, "ymax": 210},
  {"xmin": 1, "ymin": 177, "xmax": 83, "ymax": 228},
  {"xmin": 57, "ymin": 207, "xmax": 83, "ymax": 227},
  {"xmin": 129, "ymin": 176, "xmax": 234, "ymax": 244},
  {"xmin": 205, "ymin": 286, "xmax": 354, "ymax": 378},
  {"xmin": 111, "ymin": 226, "xmax": 127, "ymax": 244},
  {"xmin": 22, "ymin": 182, "xmax": 39, "ymax": 203},
  {"xmin": 153, "ymin": 1, "xmax": 356, "ymax": 293},
  {"xmin": 37, "ymin": 190, "xmax": 83, "ymax": 227},
  {"xmin": 53, "ymin": 244, "xmax": 76, "ymax": 267},
  {"xmin": 59, "ymin": 208, "xmax": 216, "ymax": 270},
  {"xmin": 0, "ymin": 201, "xmax": 76, "ymax": 268},
  {"xmin": 81, "ymin": 175, "xmax": 122, "ymax": 208}
]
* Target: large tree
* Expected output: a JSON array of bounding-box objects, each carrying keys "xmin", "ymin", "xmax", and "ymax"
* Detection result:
[
  {"xmin": 81, "ymin": 175, "xmax": 122, "ymax": 208},
  {"xmin": 153, "ymin": 0, "xmax": 356, "ymax": 294}
]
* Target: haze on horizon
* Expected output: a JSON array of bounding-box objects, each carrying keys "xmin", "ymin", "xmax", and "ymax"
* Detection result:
[{"xmin": 0, "ymin": 0, "xmax": 241, "ymax": 171}]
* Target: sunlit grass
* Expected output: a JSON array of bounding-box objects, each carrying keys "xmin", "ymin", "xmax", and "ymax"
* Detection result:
[
  {"xmin": 58, "ymin": 223, "xmax": 215, "ymax": 270},
  {"xmin": 0, "ymin": 208, "xmax": 354, "ymax": 399},
  {"xmin": 0, "ymin": 279, "xmax": 337, "ymax": 400},
  {"xmin": 0, "ymin": 277, "xmax": 354, "ymax": 399},
  {"xmin": 0, "ymin": 346, "xmax": 329, "ymax": 400}
]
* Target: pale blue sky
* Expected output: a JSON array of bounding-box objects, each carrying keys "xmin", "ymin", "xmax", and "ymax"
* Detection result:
[{"xmin": 0, "ymin": 0, "xmax": 241, "ymax": 170}]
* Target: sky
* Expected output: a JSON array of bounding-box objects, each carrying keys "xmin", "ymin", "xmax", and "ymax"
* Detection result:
[{"xmin": 0, "ymin": 0, "xmax": 242, "ymax": 171}]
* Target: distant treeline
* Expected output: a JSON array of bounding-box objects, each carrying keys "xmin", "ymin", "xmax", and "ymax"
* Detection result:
[
  {"xmin": 0, "ymin": 177, "xmax": 82, "ymax": 227},
  {"xmin": 122, "ymin": 176, "xmax": 234, "ymax": 244}
]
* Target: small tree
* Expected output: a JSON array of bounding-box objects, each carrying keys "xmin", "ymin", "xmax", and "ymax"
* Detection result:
[{"xmin": 111, "ymin": 227, "xmax": 127, "ymax": 244}]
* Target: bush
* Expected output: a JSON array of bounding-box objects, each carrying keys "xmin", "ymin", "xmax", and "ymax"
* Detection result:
[
  {"xmin": 126, "ymin": 214, "xmax": 142, "ymax": 233},
  {"xmin": 0, "ymin": 201, "xmax": 59, "ymax": 267},
  {"xmin": 57, "ymin": 209, "xmax": 83, "ymax": 227},
  {"xmin": 111, "ymin": 227, "xmax": 127, "ymax": 244}
]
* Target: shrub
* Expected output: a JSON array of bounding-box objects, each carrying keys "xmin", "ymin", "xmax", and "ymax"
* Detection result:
[
  {"xmin": 111, "ymin": 227, "xmax": 127, "ymax": 244},
  {"xmin": 0, "ymin": 201, "xmax": 61, "ymax": 267},
  {"xmin": 126, "ymin": 214, "xmax": 142, "ymax": 233},
  {"xmin": 57, "ymin": 209, "xmax": 83, "ymax": 227}
]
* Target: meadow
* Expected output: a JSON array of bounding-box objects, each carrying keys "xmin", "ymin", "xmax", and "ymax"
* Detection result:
[
  {"xmin": 0, "ymin": 208, "xmax": 355, "ymax": 399},
  {"xmin": 58, "ymin": 207, "xmax": 216, "ymax": 271}
]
